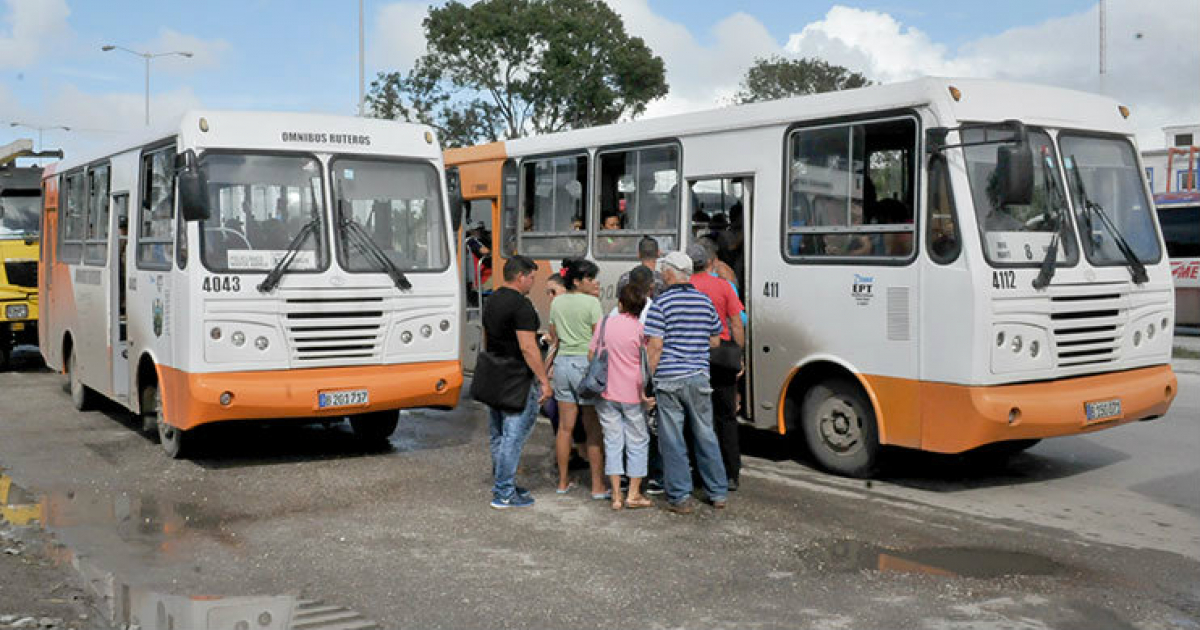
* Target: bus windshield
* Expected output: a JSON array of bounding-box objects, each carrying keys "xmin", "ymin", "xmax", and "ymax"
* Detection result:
[
  {"xmin": 963, "ymin": 127, "xmax": 1077, "ymax": 267},
  {"xmin": 198, "ymin": 153, "xmax": 327, "ymax": 273},
  {"xmin": 1059, "ymin": 133, "xmax": 1161, "ymax": 265},
  {"xmin": 0, "ymin": 192, "xmax": 41, "ymax": 239},
  {"xmin": 330, "ymin": 158, "xmax": 449, "ymax": 273}
]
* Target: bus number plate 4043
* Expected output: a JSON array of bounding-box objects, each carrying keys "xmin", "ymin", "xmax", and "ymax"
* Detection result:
[
  {"xmin": 318, "ymin": 389, "xmax": 369, "ymax": 409},
  {"xmin": 1084, "ymin": 398, "xmax": 1122, "ymax": 424}
]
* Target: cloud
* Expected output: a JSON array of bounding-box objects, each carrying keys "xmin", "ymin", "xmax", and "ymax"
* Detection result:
[
  {"xmin": 783, "ymin": 2, "xmax": 1200, "ymax": 148},
  {"xmin": 0, "ymin": 0, "xmax": 70, "ymax": 69},
  {"xmin": 372, "ymin": 2, "xmax": 432, "ymax": 75}
]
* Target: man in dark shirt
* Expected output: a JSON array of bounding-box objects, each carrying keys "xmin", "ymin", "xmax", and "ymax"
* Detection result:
[
  {"xmin": 481, "ymin": 255, "xmax": 552, "ymax": 509},
  {"xmin": 616, "ymin": 235, "xmax": 666, "ymax": 297}
]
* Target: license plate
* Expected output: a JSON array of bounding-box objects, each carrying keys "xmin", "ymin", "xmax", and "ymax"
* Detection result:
[
  {"xmin": 318, "ymin": 389, "xmax": 369, "ymax": 409},
  {"xmin": 11, "ymin": 323, "xmax": 24, "ymax": 331},
  {"xmin": 1084, "ymin": 398, "xmax": 1122, "ymax": 424}
]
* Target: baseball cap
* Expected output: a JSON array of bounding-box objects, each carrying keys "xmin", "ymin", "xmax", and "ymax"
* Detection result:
[
  {"xmin": 685, "ymin": 242, "xmax": 710, "ymax": 269},
  {"xmin": 657, "ymin": 250, "xmax": 693, "ymax": 274}
]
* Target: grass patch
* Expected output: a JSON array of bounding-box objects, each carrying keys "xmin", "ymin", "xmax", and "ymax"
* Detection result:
[{"xmin": 1174, "ymin": 347, "xmax": 1200, "ymax": 360}]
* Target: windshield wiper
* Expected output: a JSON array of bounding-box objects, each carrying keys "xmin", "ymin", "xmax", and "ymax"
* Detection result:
[
  {"xmin": 257, "ymin": 217, "xmax": 320, "ymax": 293},
  {"xmin": 1032, "ymin": 152, "xmax": 1067, "ymax": 290},
  {"xmin": 337, "ymin": 200, "xmax": 412, "ymax": 291},
  {"xmin": 1066, "ymin": 155, "xmax": 1148, "ymax": 285}
]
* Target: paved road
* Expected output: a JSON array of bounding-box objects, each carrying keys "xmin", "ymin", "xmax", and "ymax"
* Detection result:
[{"xmin": 0, "ymin": 350, "xmax": 1197, "ymax": 629}]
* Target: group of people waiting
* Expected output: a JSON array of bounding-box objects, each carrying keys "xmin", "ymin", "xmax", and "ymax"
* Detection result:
[{"xmin": 477, "ymin": 235, "xmax": 746, "ymax": 514}]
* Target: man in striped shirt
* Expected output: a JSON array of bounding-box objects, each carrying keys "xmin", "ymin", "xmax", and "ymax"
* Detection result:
[{"xmin": 644, "ymin": 251, "xmax": 729, "ymax": 513}]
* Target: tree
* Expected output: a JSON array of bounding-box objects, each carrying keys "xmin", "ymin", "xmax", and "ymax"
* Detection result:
[
  {"xmin": 367, "ymin": 0, "xmax": 668, "ymax": 148},
  {"xmin": 733, "ymin": 56, "xmax": 871, "ymax": 104}
]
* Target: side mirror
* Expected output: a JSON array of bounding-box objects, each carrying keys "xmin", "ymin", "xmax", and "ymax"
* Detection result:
[
  {"xmin": 996, "ymin": 141, "xmax": 1034, "ymax": 207},
  {"xmin": 177, "ymin": 150, "xmax": 209, "ymax": 222},
  {"xmin": 446, "ymin": 166, "xmax": 465, "ymax": 232}
]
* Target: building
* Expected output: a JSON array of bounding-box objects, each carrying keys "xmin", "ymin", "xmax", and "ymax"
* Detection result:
[{"xmin": 1143, "ymin": 123, "xmax": 1198, "ymax": 196}]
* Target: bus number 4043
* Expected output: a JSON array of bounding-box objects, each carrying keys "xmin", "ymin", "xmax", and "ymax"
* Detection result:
[{"xmin": 202, "ymin": 276, "xmax": 242, "ymax": 293}]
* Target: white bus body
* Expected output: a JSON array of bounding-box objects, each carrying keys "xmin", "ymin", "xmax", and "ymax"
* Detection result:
[{"xmin": 40, "ymin": 111, "xmax": 463, "ymax": 456}]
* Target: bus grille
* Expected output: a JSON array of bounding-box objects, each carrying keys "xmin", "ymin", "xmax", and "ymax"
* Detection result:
[
  {"xmin": 1051, "ymin": 292, "xmax": 1123, "ymax": 367},
  {"xmin": 284, "ymin": 296, "xmax": 385, "ymax": 364},
  {"xmin": 4, "ymin": 261, "xmax": 37, "ymax": 288}
]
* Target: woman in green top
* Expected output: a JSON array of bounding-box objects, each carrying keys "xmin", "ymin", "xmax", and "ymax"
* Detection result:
[{"xmin": 548, "ymin": 258, "xmax": 606, "ymax": 497}]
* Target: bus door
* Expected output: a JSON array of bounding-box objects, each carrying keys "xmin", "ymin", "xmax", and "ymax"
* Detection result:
[
  {"xmin": 687, "ymin": 175, "xmax": 753, "ymax": 420},
  {"xmin": 461, "ymin": 198, "xmax": 495, "ymax": 372},
  {"xmin": 110, "ymin": 192, "xmax": 131, "ymax": 403}
]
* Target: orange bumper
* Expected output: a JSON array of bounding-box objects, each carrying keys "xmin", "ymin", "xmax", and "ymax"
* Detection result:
[
  {"xmin": 911, "ymin": 364, "xmax": 1177, "ymax": 453},
  {"xmin": 159, "ymin": 361, "xmax": 463, "ymax": 430}
]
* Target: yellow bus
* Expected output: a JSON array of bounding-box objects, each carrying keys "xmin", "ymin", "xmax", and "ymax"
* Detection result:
[{"xmin": 0, "ymin": 164, "xmax": 42, "ymax": 369}]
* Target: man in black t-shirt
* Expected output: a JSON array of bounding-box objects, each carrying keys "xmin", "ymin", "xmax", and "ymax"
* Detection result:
[{"xmin": 481, "ymin": 255, "xmax": 552, "ymax": 509}]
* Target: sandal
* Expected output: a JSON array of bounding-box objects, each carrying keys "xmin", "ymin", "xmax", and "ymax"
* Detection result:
[
  {"xmin": 555, "ymin": 482, "xmax": 577, "ymax": 495},
  {"xmin": 591, "ymin": 490, "xmax": 612, "ymax": 500},
  {"xmin": 625, "ymin": 496, "xmax": 653, "ymax": 509}
]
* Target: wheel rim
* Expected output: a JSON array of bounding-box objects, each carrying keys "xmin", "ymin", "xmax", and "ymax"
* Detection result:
[
  {"xmin": 153, "ymin": 388, "xmax": 177, "ymax": 446},
  {"xmin": 814, "ymin": 397, "xmax": 862, "ymax": 455}
]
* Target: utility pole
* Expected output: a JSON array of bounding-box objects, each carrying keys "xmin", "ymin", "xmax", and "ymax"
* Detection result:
[{"xmin": 359, "ymin": 0, "xmax": 366, "ymax": 116}]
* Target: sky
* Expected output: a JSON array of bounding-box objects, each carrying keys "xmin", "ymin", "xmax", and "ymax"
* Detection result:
[{"xmin": 1, "ymin": 0, "xmax": 1197, "ymax": 162}]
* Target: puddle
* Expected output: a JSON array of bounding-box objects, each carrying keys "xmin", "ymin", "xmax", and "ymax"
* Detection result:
[
  {"xmin": 799, "ymin": 538, "xmax": 1063, "ymax": 579},
  {"xmin": 2, "ymin": 469, "xmax": 379, "ymax": 629}
]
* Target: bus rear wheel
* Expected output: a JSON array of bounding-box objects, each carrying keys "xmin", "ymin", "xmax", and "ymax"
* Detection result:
[
  {"xmin": 67, "ymin": 347, "xmax": 95, "ymax": 411},
  {"xmin": 348, "ymin": 410, "xmax": 399, "ymax": 444},
  {"xmin": 800, "ymin": 378, "xmax": 879, "ymax": 478}
]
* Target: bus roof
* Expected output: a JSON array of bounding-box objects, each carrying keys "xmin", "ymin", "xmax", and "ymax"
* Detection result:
[
  {"xmin": 49, "ymin": 110, "xmax": 443, "ymax": 175},
  {"xmin": 500, "ymin": 77, "xmax": 1136, "ymax": 158}
]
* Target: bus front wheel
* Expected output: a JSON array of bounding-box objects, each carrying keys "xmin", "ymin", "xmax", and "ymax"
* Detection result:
[
  {"xmin": 800, "ymin": 378, "xmax": 879, "ymax": 478},
  {"xmin": 67, "ymin": 347, "xmax": 95, "ymax": 411},
  {"xmin": 144, "ymin": 382, "xmax": 189, "ymax": 459},
  {"xmin": 348, "ymin": 410, "xmax": 399, "ymax": 444}
]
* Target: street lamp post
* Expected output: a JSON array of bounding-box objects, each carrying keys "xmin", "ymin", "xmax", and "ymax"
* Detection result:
[
  {"xmin": 100, "ymin": 45, "xmax": 194, "ymax": 126},
  {"xmin": 7, "ymin": 122, "xmax": 70, "ymax": 165}
]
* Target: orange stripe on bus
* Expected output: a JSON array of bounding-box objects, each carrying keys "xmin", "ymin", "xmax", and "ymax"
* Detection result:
[{"xmin": 158, "ymin": 361, "xmax": 463, "ymax": 430}]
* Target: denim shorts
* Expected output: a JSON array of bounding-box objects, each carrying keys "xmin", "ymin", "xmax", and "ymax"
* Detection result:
[{"xmin": 553, "ymin": 354, "xmax": 597, "ymax": 405}]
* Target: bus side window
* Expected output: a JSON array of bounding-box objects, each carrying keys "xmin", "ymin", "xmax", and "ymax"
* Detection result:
[
  {"xmin": 926, "ymin": 154, "xmax": 962, "ymax": 264},
  {"xmin": 518, "ymin": 154, "xmax": 588, "ymax": 257},
  {"xmin": 84, "ymin": 163, "xmax": 111, "ymax": 266},
  {"xmin": 595, "ymin": 144, "xmax": 680, "ymax": 258},
  {"xmin": 58, "ymin": 172, "xmax": 85, "ymax": 264},
  {"xmin": 500, "ymin": 159, "xmax": 518, "ymax": 256},
  {"xmin": 137, "ymin": 147, "xmax": 176, "ymax": 270}
]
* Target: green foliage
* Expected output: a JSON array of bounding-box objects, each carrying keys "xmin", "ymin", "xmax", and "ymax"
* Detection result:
[
  {"xmin": 733, "ymin": 56, "xmax": 871, "ymax": 104},
  {"xmin": 367, "ymin": 0, "xmax": 668, "ymax": 148}
]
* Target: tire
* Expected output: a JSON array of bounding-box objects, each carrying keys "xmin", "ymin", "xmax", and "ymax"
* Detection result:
[
  {"xmin": 139, "ymin": 382, "xmax": 160, "ymax": 434},
  {"xmin": 148, "ymin": 382, "xmax": 189, "ymax": 459},
  {"xmin": 67, "ymin": 347, "xmax": 95, "ymax": 411},
  {"xmin": 349, "ymin": 410, "xmax": 400, "ymax": 444},
  {"xmin": 800, "ymin": 378, "xmax": 880, "ymax": 478}
]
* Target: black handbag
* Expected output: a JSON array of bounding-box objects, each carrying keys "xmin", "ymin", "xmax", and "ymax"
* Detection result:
[
  {"xmin": 471, "ymin": 351, "xmax": 534, "ymax": 412},
  {"xmin": 709, "ymin": 339, "xmax": 742, "ymax": 372}
]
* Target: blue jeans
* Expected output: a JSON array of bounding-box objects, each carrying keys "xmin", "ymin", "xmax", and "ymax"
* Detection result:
[
  {"xmin": 488, "ymin": 383, "xmax": 540, "ymax": 501},
  {"xmin": 653, "ymin": 372, "xmax": 728, "ymax": 504}
]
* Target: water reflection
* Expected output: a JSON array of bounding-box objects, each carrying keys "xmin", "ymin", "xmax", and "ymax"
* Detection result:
[{"xmin": 799, "ymin": 538, "xmax": 1063, "ymax": 579}]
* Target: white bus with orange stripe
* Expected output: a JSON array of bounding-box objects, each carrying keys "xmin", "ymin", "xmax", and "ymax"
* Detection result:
[
  {"xmin": 445, "ymin": 77, "xmax": 1177, "ymax": 477},
  {"xmin": 39, "ymin": 111, "xmax": 463, "ymax": 457}
]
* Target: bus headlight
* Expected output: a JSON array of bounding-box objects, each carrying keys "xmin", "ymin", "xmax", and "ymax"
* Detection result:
[
  {"xmin": 5, "ymin": 304, "xmax": 29, "ymax": 320},
  {"xmin": 439, "ymin": 319, "xmax": 451, "ymax": 332},
  {"xmin": 996, "ymin": 332, "xmax": 1006, "ymax": 347},
  {"xmin": 1133, "ymin": 330, "xmax": 1142, "ymax": 347},
  {"xmin": 420, "ymin": 324, "xmax": 433, "ymax": 338},
  {"xmin": 1010, "ymin": 335, "xmax": 1023, "ymax": 353},
  {"xmin": 254, "ymin": 336, "xmax": 269, "ymax": 351},
  {"xmin": 1162, "ymin": 317, "xmax": 1170, "ymax": 331},
  {"xmin": 1146, "ymin": 323, "xmax": 1156, "ymax": 340},
  {"xmin": 210, "ymin": 326, "xmax": 223, "ymax": 341},
  {"xmin": 1029, "ymin": 340, "xmax": 1040, "ymax": 358},
  {"xmin": 231, "ymin": 331, "xmax": 246, "ymax": 347},
  {"xmin": 401, "ymin": 330, "xmax": 413, "ymax": 344}
]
